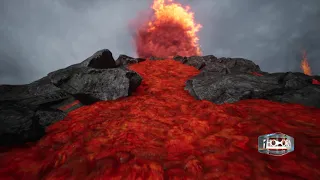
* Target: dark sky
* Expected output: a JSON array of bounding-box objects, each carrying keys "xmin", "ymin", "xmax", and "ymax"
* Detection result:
[{"xmin": 1, "ymin": 0, "xmax": 319, "ymax": 84}]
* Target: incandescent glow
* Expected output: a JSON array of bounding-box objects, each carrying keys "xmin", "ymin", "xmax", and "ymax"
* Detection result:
[
  {"xmin": 134, "ymin": 0, "xmax": 202, "ymax": 58},
  {"xmin": 301, "ymin": 50, "xmax": 312, "ymax": 76},
  {"xmin": 300, "ymin": 50, "xmax": 320, "ymax": 85}
]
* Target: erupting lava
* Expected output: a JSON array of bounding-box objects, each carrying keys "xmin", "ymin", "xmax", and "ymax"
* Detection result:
[
  {"xmin": 134, "ymin": 0, "xmax": 202, "ymax": 58},
  {"xmin": 301, "ymin": 50, "xmax": 320, "ymax": 85},
  {"xmin": 301, "ymin": 50, "xmax": 312, "ymax": 76}
]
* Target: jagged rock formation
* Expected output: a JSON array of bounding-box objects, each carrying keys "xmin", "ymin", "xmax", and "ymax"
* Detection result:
[
  {"xmin": 175, "ymin": 56, "xmax": 320, "ymax": 108},
  {"xmin": 0, "ymin": 49, "xmax": 142, "ymax": 145}
]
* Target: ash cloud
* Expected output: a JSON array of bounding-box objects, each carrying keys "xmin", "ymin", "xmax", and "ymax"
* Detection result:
[{"xmin": 0, "ymin": 0, "xmax": 319, "ymax": 84}]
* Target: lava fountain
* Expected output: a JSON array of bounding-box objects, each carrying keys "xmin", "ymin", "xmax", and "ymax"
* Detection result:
[
  {"xmin": 301, "ymin": 50, "xmax": 320, "ymax": 85},
  {"xmin": 301, "ymin": 50, "xmax": 312, "ymax": 76},
  {"xmin": 134, "ymin": 0, "xmax": 202, "ymax": 58}
]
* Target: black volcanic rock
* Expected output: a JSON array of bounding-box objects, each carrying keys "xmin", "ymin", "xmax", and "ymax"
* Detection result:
[
  {"xmin": 174, "ymin": 55, "xmax": 261, "ymax": 73},
  {"xmin": 51, "ymin": 67, "xmax": 142, "ymax": 102},
  {"xmin": 0, "ymin": 78, "xmax": 73, "ymax": 145},
  {"xmin": 202, "ymin": 57, "xmax": 262, "ymax": 74},
  {"xmin": 47, "ymin": 49, "xmax": 117, "ymax": 83},
  {"xmin": 185, "ymin": 71, "xmax": 279, "ymax": 104},
  {"xmin": 116, "ymin": 54, "xmax": 146, "ymax": 66},
  {"xmin": 149, "ymin": 56, "xmax": 165, "ymax": 60},
  {"xmin": 0, "ymin": 77, "xmax": 71, "ymax": 106},
  {"xmin": 268, "ymin": 85, "xmax": 320, "ymax": 107},
  {"xmin": 80, "ymin": 49, "xmax": 116, "ymax": 69},
  {"xmin": 35, "ymin": 108, "xmax": 67, "ymax": 127},
  {"xmin": 0, "ymin": 102, "xmax": 45, "ymax": 145},
  {"xmin": 0, "ymin": 49, "xmax": 142, "ymax": 146},
  {"xmin": 47, "ymin": 50, "xmax": 142, "ymax": 103},
  {"xmin": 185, "ymin": 56, "xmax": 320, "ymax": 108},
  {"xmin": 174, "ymin": 55, "xmax": 217, "ymax": 70}
]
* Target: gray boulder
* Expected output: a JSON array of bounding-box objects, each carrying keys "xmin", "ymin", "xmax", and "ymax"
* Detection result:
[{"xmin": 50, "ymin": 67, "xmax": 142, "ymax": 103}]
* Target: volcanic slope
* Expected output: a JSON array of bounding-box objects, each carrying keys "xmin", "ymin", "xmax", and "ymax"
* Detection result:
[{"xmin": 1, "ymin": 59, "xmax": 320, "ymax": 179}]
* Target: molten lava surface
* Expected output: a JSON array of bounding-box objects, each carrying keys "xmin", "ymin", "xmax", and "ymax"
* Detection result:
[
  {"xmin": 1, "ymin": 60, "xmax": 320, "ymax": 179},
  {"xmin": 134, "ymin": 0, "xmax": 201, "ymax": 58}
]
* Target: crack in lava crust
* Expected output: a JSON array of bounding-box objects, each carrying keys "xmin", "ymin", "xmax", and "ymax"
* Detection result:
[{"xmin": 0, "ymin": 60, "xmax": 320, "ymax": 179}]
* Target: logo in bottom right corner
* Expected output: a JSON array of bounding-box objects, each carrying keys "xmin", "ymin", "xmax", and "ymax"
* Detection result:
[{"xmin": 258, "ymin": 132, "xmax": 294, "ymax": 156}]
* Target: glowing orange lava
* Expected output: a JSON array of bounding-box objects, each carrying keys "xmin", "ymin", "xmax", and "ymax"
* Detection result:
[
  {"xmin": 301, "ymin": 50, "xmax": 320, "ymax": 85},
  {"xmin": 301, "ymin": 50, "xmax": 312, "ymax": 76},
  {"xmin": 134, "ymin": 0, "xmax": 202, "ymax": 58}
]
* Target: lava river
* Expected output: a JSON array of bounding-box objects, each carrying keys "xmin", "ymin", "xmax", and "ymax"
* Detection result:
[{"xmin": 0, "ymin": 60, "xmax": 320, "ymax": 179}]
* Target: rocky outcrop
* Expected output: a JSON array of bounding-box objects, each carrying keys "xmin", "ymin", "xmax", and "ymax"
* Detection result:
[
  {"xmin": 0, "ymin": 49, "xmax": 142, "ymax": 146},
  {"xmin": 116, "ymin": 54, "xmax": 146, "ymax": 66},
  {"xmin": 174, "ymin": 55, "xmax": 262, "ymax": 73},
  {"xmin": 49, "ymin": 67, "xmax": 141, "ymax": 103},
  {"xmin": 178, "ymin": 56, "xmax": 320, "ymax": 108}
]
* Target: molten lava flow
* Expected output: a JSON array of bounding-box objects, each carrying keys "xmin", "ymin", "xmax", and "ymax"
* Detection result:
[
  {"xmin": 134, "ymin": 0, "xmax": 202, "ymax": 58},
  {"xmin": 301, "ymin": 50, "xmax": 320, "ymax": 85},
  {"xmin": 301, "ymin": 50, "xmax": 312, "ymax": 76},
  {"xmin": 1, "ymin": 59, "xmax": 320, "ymax": 179}
]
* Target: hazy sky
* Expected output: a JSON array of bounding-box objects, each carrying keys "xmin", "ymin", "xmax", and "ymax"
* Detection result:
[{"xmin": 1, "ymin": 0, "xmax": 319, "ymax": 84}]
